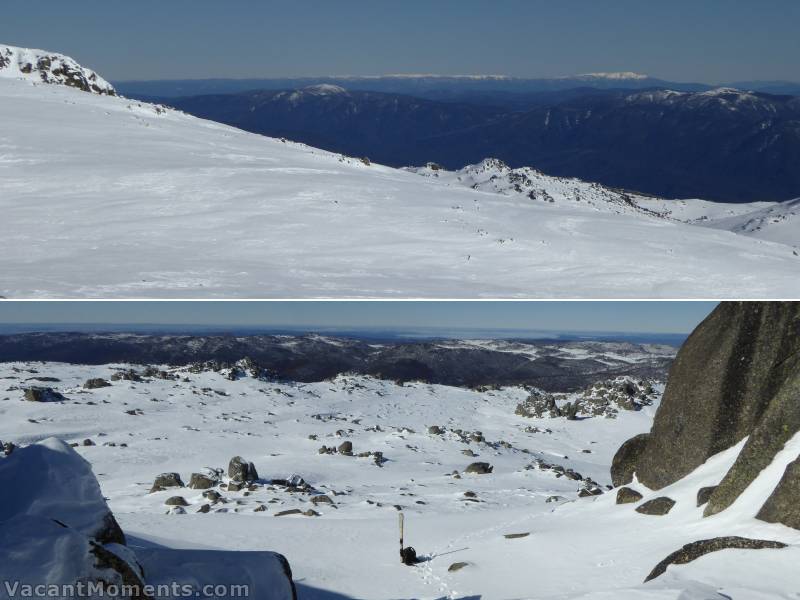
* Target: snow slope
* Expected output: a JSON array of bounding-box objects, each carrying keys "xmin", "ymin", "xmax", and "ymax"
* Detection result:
[
  {"xmin": 1, "ymin": 72, "xmax": 800, "ymax": 297},
  {"xmin": 1, "ymin": 361, "xmax": 797, "ymax": 599}
]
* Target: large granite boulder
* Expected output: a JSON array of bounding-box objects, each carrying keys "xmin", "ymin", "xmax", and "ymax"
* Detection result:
[
  {"xmin": 611, "ymin": 302, "xmax": 800, "ymax": 525},
  {"xmin": 756, "ymin": 456, "xmax": 800, "ymax": 528}
]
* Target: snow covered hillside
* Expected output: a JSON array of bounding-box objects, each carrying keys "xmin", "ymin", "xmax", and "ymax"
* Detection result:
[
  {"xmin": 413, "ymin": 159, "xmax": 800, "ymax": 248},
  {"xmin": 1, "ymin": 46, "xmax": 799, "ymax": 297},
  {"xmin": 2, "ymin": 360, "xmax": 797, "ymax": 599}
]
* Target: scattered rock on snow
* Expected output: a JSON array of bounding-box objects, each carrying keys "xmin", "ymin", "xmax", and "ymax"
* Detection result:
[
  {"xmin": 24, "ymin": 386, "xmax": 65, "ymax": 402},
  {"xmin": 616, "ymin": 487, "xmax": 644, "ymax": 504},
  {"xmin": 188, "ymin": 473, "xmax": 217, "ymax": 490},
  {"xmin": 165, "ymin": 496, "xmax": 189, "ymax": 507},
  {"xmin": 84, "ymin": 378, "xmax": 112, "ymax": 389},
  {"xmin": 465, "ymin": 462, "xmax": 493, "ymax": 475},
  {"xmin": 228, "ymin": 456, "xmax": 259, "ymax": 482},
  {"xmin": 448, "ymin": 562, "xmax": 470, "ymax": 572},
  {"xmin": 150, "ymin": 472, "xmax": 185, "ymax": 493},
  {"xmin": 635, "ymin": 496, "xmax": 676, "ymax": 515}
]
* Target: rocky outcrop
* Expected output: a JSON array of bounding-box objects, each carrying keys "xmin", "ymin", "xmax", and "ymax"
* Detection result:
[
  {"xmin": 611, "ymin": 302, "xmax": 800, "ymax": 526},
  {"xmin": 644, "ymin": 536, "xmax": 787, "ymax": 582},
  {"xmin": 0, "ymin": 44, "xmax": 116, "ymax": 95},
  {"xmin": 150, "ymin": 472, "xmax": 185, "ymax": 493},
  {"xmin": 756, "ymin": 457, "xmax": 800, "ymax": 528}
]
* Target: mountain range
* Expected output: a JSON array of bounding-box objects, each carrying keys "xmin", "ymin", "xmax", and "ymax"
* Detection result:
[{"xmin": 151, "ymin": 84, "xmax": 800, "ymax": 202}]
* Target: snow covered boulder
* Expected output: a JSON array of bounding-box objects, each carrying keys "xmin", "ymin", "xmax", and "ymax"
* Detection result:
[
  {"xmin": 0, "ymin": 515, "xmax": 148, "ymax": 597},
  {"xmin": 136, "ymin": 549, "xmax": 297, "ymax": 600},
  {"xmin": 0, "ymin": 437, "xmax": 125, "ymax": 544}
]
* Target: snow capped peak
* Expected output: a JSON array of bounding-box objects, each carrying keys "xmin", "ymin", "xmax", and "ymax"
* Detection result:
[
  {"xmin": 574, "ymin": 72, "xmax": 650, "ymax": 81},
  {"xmin": 302, "ymin": 83, "xmax": 348, "ymax": 95},
  {"xmin": 0, "ymin": 44, "xmax": 115, "ymax": 95}
]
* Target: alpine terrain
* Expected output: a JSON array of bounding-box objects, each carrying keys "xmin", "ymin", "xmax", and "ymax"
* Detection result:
[
  {"xmin": 1, "ymin": 44, "xmax": 800, "ymax": 298},
  {"xmin": 2, "ymin": 305, "xmax": 800, "ymax": 598}
]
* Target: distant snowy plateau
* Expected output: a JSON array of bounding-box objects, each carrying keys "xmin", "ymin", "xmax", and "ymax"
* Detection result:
[{"xmin": 1, "ymin": 45, "xmax": 799, "ymax": 298}]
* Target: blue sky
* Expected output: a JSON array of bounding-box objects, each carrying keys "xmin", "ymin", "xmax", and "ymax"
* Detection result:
[
  {"xmin": 0, "ymin": 1, "xmax": 796, "ymax": 82},
  {"xmin": 0, "ymin": 302, "xmax": 716, "ymax": 334}
]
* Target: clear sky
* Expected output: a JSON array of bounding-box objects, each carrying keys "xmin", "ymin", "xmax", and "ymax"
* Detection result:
[
  {"xmin": 1, "ymin": 1, "xmax": 797, "ymax": 82},
  {"xmin": 0, "ymin": 302, "xmax": 716, "ymax": 334}
]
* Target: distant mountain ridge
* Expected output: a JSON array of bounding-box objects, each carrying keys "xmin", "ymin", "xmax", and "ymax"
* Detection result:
[{"xmin": 157, "ymin": 84, "xmax": 800, "ymax": 202}]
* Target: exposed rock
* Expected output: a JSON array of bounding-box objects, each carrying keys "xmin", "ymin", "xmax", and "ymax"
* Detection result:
[
  {"xmin": 612, "ymin": 303, "xmax": 800, "ymax": 524},
  {"xmin": 448, "ymin": 562, "xmax": 470, "ymax": 572},
  {"xmin": 610, "ymin": 433, "xmax": 649, "ymax": 487},
  {"xmin": 202, "ymin": 490, "xmax": 222, "ymax": 502},
  {"xmin": 228, "ymin": 456, "xmax": 259, "ymax": 482},
  {"xmin": 197, "ymin": 504, "xmax": 211, "ymax": 514},
  {"xmin": 24, "ymin": 386, "xmax": 66, "ymax": 402},
  {"xmin": 645, "ymin": 536, "xmax": 787, "ymax": 582},
  {"xmin": 84, "ymin": 378, "xmax": 112, "ymax": 389},
  {"xmin": 756, "ymin": 456, "xmax": 800, "ymax": 528},
  {"xmin": 465, "ymin": 462, "xmax": 493, "ymax": 475},
  {"xmin": 338, "ymin": 441, "xmax": 353, "ymax": 456},
  {"xmin": 616, "ymin": 487, "xmax": 643, "ymax": 504},
  {"xmin": 696, "ymin": 485, "xmax": 717, "ymax": 507},
  {"xmin": 428, "ymin": 425, "xmax": 443, "ymax": 435},
  {"xmin": 310, "ymin": 495, "xmax": 333, "ymax": 505},
  {"xmin": 150, "ymin": 472, "xmax": 185, "ymax": 493},
  {"xmin": 165, "ymin": 496, "xmax": 189, "ymax": 507},
  {"xmin": 504, "ymin": 532, "xmax": 530, "ymax": 539},
  {"xmin": 515, "ymin": 390, "xmax": 561, "ymax": 418},
  {"xmin": 188, "ymin": 473, "xmax": 217, "ymax": 490},
  {"xmin": 635, "ymin": 496, "xmax": 675, "ymax": 516},
  {"xmin": 275, "ymin": 509, "xmax": 304, "ymax": 517}
]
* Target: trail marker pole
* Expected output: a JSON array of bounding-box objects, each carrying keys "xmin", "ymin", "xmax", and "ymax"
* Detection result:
[{"xmin": 399, "ymin": 512, "xmax": 404, "ymax": 563}]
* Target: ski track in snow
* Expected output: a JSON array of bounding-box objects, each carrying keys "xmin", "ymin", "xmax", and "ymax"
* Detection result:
[{"xmin": 1, "ymin": 78, "xmax": 799, "ymax": 298}]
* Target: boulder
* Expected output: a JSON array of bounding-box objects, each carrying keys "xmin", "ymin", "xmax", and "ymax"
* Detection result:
[
  {"xmin": 465, "ymin": 462, "xmax": 493, "ymax": 475},
  {"xmin": 428, "ymin": 425, "xmax": 443, "ymax": 435},
  {"xmin": 610, "ymin": 433, "xmax": 649, "ymax": 487},
  {"xmin": 448, "ymin": 562, "xmax": 470, "ymax": 572},
  {"xmin": 228, "ymin": 456, "xmax": 259, "ymax": 482},
  {"xmin": 696, "ymin": 485, "xmax": 717, "ymax": 507},
  {"xmin": 165, "ymin": 496, "xmax": 189, "ymax": 507},
  {"xmin": 756, "ymin": 456, "xmax": 800, "ymax": 528},
  {"xmin": 84, "ymin": 378, "xmax": 112, "ymax": 389},
  {"xmin": 645, "ymin": 536, "xmax": 787, "ymax": 582},
  {"xmin": 616, "ymin": 487, "xmax": 643, "ymax": 504},
  {"xmin": 150, "ymin": 472, "xmax": 185, "ymax": 493},
  {"xmin": 0, "ymin": 438, "xmax": 126, "ymax": 545},
  {"xmin": 635, "ymin": 496, "xmax": 675, "ymax": 516},
  {"xmin": 24, "ymin": 386, "xmax": 66, "ymax": 402},
  {"xmin": 338, "ymin": 441, "xmax": 353, "ymax": 456},
  {"xmin": 188, "ymin": 473, "xmax": 217, "ymax": 490}
]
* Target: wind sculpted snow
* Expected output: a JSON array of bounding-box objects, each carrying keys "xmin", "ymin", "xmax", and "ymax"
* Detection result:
[{"xmin": 1, "ymin": 77, "xmax": 799, "ymax": 298}]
